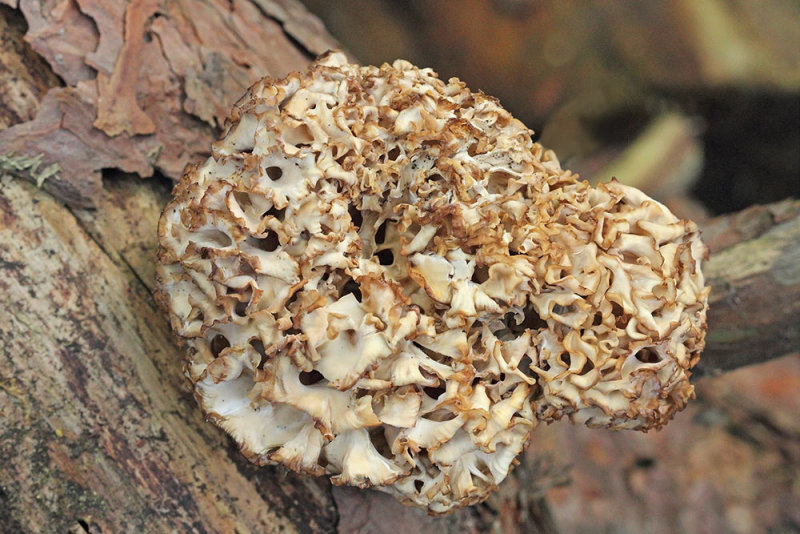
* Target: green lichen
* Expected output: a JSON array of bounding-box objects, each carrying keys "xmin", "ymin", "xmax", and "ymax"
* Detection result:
[{"xmin": 0, "ymin": 152, "xmax": 61, "ymax": 188}]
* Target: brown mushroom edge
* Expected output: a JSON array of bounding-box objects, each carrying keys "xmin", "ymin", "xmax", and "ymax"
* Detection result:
[{"xmin": 154, "ymin": 51, "xmax": 709, "ymax": 514}]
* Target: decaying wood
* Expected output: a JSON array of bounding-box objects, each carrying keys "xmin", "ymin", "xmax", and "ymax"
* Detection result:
[
  {"xmin": 697, "ymin": 199, "xmax": 800, "ymax": 375},
  {"xmin": 1, "ymin": 2, "xmax": 797, "ymax": 532}
]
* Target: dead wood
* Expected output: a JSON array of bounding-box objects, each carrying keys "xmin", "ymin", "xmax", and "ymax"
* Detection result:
[{"xmin": 697, "ymin": 199, "xmax": 800, "ymax": 375}]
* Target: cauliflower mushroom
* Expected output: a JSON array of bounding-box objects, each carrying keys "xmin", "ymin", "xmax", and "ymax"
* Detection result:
[{"xmin": 155, "ymin": 51, "xmax": 709, "ymax": 513}]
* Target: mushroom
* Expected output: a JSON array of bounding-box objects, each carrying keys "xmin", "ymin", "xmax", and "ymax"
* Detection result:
[{"xmin": 155, "ymin": 51, "xmax": 709, "ymax": 513}]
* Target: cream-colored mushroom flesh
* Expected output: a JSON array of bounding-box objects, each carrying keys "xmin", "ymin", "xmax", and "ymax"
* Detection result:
[{"xmin": 156, "ymin": 52, "xmax": 709, "ymax": 513}]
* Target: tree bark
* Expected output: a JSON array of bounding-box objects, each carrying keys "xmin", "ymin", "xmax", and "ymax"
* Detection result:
[
  {"xmin": 1, "ymin": 2, "xmax": 798, "ymax": 533},
  {"xmin": 697, "ymin": 199, "xmax": 800, "ymax": 375}
]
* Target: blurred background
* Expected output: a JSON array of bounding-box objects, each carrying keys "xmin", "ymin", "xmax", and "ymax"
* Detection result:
[
  {"xmin": 302, "ymin": 0, "xmax": 799, "ymax": 222},
  {"xmin": 300, "ymin": 2, "xmax": 799, "ymax": 533}
]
